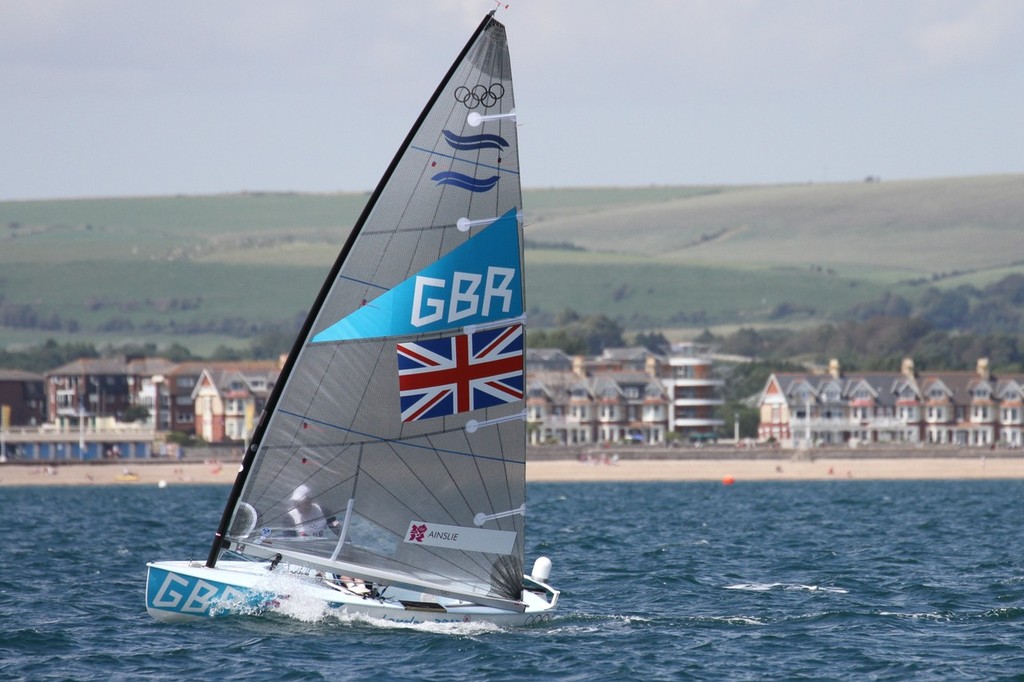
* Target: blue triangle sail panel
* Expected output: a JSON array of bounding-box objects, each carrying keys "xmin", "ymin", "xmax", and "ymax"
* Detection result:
[{"xmin": 312, "ymin": 209, "xmax": 522, "ymax": 343}]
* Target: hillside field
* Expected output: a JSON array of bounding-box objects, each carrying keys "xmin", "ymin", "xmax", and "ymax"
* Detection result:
[{"xmin": 1, "ymin": 175, "xmax": 1022, "ymax": 352}]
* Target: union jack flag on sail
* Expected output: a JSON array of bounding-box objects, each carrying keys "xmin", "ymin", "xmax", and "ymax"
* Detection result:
[{"xmin": 397, "ymin": 324, "xmax": 524, "ymax": 422}]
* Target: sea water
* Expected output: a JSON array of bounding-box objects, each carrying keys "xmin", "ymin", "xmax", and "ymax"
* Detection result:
[{"xmin": 2, "ymin": 478, "xmax": 1023, "ymax": 680}]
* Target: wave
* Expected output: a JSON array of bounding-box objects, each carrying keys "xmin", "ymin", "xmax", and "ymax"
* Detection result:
[{"xmin": 724, "ymin": 582, "xmax": 849, "ymax": 594}]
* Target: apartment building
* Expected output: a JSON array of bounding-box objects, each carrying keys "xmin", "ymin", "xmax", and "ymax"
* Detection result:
[
  {"xmin": 526, "ymin": 344, "xmax": 722, "ymax": 446},
  {"xmin": 45, "ymin": 357, "xmax": 161, "ymax": 429}
]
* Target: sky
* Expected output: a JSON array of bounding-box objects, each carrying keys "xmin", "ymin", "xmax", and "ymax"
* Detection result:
[{"xmin": 2, "ymin": 0, "xmax": 1024, "ymax": 200}]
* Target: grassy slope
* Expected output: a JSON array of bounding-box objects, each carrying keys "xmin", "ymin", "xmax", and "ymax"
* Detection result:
[
  {"xmin": 1, "ymin": 176, "xmax": 1022, "ymax": 350},
  {"xmin": 526, "ymin": 175, "xmax": 1024, "ymax": 277}
]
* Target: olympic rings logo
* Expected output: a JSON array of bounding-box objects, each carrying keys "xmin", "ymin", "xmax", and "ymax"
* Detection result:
[{"xmin": 454, "ymin": 83, "xmax": 505, "ymax": 109}]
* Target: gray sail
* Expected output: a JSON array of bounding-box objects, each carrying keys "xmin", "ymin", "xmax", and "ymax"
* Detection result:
[{"xmin": 214, "ymin": 14, "xmax": 526, "ymax": 608}]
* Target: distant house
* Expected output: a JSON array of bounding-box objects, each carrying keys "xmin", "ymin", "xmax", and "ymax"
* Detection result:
[
  {"xmin": 757, "ymin": 357, "xmax": 1024, "ymax": 448},
  {"xmin": 192, "ymin": 362, "xmax": 280, "ymax": 443},
  {"xmin": 525, "ymin": 348, "xmax": 574, "ymax": 374},
  {"xmin": 0, "ymin": 369, "xmax": 46, "ymax": 427}
]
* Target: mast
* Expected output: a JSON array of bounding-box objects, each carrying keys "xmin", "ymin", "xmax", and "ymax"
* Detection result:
[{"xmin": 206, "ymin": 11, "xmax": 500, "ymax": 569}]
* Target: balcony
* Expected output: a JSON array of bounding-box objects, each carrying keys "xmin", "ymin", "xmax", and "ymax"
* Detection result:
[
  {"xmin": 673, "ymin": 418, "xmax": 724, "ymax": 428},
  {"xmin": 666, "ymin": 378, "xmax": 725, "ymax": 388},
  {"xmin": 673, "ymin": 398, "xmax": 724, "ymax": 407}
]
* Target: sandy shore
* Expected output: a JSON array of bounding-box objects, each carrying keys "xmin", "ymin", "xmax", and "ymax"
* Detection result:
[
  {"xmin": 525, "ymin": 456, "xmax": 1024, "ymax": 482},
  {"xmin": 2, "ymin": 455, "xmax": 1022, "ymax": 487}
]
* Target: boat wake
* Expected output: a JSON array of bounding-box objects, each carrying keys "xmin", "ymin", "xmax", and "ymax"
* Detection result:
[
  {"xmin": 342, "ymin": 613, "xmax": 504, "ymax": 636},
  {"xmin": 724, "ymin": 582, "xmax": 849, "ymax": 594}
]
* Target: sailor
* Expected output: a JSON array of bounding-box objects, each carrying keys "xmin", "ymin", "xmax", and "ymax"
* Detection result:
[{"xmin": 286, "ymin": 484, "xmax": 339, "ymax": 538}]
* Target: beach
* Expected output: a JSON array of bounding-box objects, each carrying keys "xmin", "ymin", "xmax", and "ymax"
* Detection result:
[{"xmin": 2, "ymin": 454, "xmax": 1022, "ymax": 487}]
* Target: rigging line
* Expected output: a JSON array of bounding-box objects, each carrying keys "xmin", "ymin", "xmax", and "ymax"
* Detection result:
[
  {"xmin": 246, "ymin": 404, "xmax": 362, "ymax": 514},
  {"xmin": 278, "ymin": 408, "xmax": 527, "ymax": 465},
  {"xmin": 422, "ymin": 429, "xmax": 483, "ymax": 526},
  {"xmin": 337, "ymin": 273, "xmax": 389, "ymax": 291},
  {"xmin": 383, "ymin": 436, "xmax": 505, "ymax": 578},
  {"xmin": 351, "ymin": 456, "xmax": 493, "ymax": 579},
  {"xmin": 352, "ymin": 405, "xmax": 508, "ymax": 582},
  {"xmin": 410, "ymin": 146, "xmax": 519, "ymax": 176},
  {"xmin": 360, "ymin": 222, "xmax": 461, "ymax": 235}
]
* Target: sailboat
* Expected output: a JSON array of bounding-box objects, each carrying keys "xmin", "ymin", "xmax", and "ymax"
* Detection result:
[{"xmin": 146, "ymin": 12, "xmax": 559, "ymax": 625}]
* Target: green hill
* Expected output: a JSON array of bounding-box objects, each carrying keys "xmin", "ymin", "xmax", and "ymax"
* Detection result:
[{"xmin": 1, "ymin": 175, "xmax": 1022, "ymax": 353}]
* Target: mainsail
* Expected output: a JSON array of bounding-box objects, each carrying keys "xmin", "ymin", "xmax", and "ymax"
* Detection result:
[{"xmin": 207, "ymin": 13, "xmax": 527, "ymax": 610}]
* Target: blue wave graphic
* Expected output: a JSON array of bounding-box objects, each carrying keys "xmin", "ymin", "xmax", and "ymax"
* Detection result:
[
  {"xmin": 431, "ymin": 171, "xmax": 500, "ymax": 192},
  {"xmin": 442, "ymin": 130, "xmax": 509, "ymax": 151}
]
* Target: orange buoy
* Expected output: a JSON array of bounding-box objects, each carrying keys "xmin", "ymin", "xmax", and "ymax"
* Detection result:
[{"xmin": 722, "ymin": 475, "xmax": 735, "ymax": 486}]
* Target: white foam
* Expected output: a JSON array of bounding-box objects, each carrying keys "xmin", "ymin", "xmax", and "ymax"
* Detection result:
[{"xmin": 724, "ymin": 582, "xmax": 848, "ymax": 594}]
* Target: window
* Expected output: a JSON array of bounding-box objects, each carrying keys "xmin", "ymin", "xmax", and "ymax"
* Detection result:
[
  {"xmin": 898, "ymin": 406, "xmax": 918, "ymax": 421},
  {"xmin": 674, "ymin": 366, "xmax": 694, "ymax": 379}
]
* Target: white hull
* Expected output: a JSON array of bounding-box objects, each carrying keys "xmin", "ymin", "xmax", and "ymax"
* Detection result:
[{"xmin": 146, "ymin": 560, "xmax": 558, "ymax": 626}]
